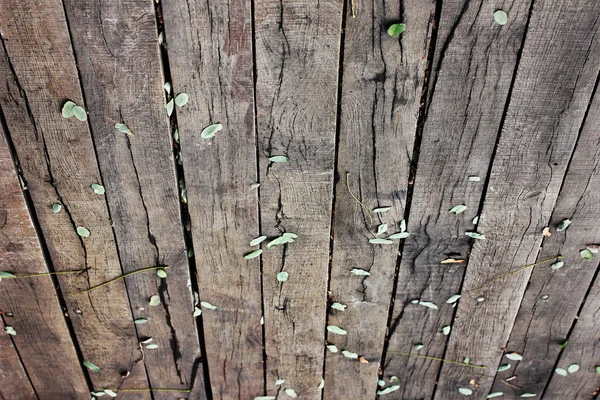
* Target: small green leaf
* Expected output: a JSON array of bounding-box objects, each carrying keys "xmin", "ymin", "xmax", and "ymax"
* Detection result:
[
  {"xmin": 596, "ymin": 365, "xmax": 600, "ymax": 374},
  {"xmin": 140, "ymin": 338, "xmax": 153, "ymax": 344},
  {"xmin": 91, "ymin": 391, "xmax": 106, "ymax": 397},
  {"xmin": 282, "ymin": 232, "xmax": 298, "ymax": 239},
  {"xmin": 351, "ymin": 268, "xmax": 371, "ymax": 276},
  {"xmin": 115, "ymin": 123, "xmax": 133, "ymax": 136},
  {"xmin": 446, "ymin": 294, "xmax": 461, "ymax": 304},
  {"xmin": 472, "ymin": 216, "xmax": 479, "ymax": 224},
  {"xmin": 377, "ymin": 224, "xmax": 388, "ymax": 235},
  {"xmin": 275, "ymin": 379, "xmax": 285, "ymax": 385},
  {"xmin": 377, "ymin": 385, "xmax": 400, "ymax": 395},
  {"xmin": 468, "ymin": 176, "xmax": 481, "ymax": 182},
  {"xmin": 327, "ymin": 325, "xmax": 347, "ymax": 335},
  {"xmin": 149, "ymin": 295, "xmax": 161, "ymax": 306},
  {"xmin": 72, "ymin": 106, "xmax": 87, "ymax": 121},
  {"xmin": 378, "ymin": 380, "xmax": 386, "ymax": 387},
  {"xmin": 156, "ymin": 269, "xmax": 167, "ymax": 278},
  {"xmin": 465, "ymin": 232, "xmax": 486, "ymax": 240},
  {"xmin": 331, "ymin": 302, "xmax": 346, "ymax": 311},
  {"xmin": 260, "ymin": 316, "xmax": 264, "ymax": 325},
  {"xmin": 551, "ymin": 261, "xmax": 564, "ymax": 270},
  {"xmin": 557, "ymin": 219, "xmax": 571, "ymax": 231},
  {"xmin": 390, "ymin": 376, "xmax": 400, "ymax": 383},
  {"xmin": 251, "ymin": 182, "xmax": 260, "ymax": 189},
  {"xmin": 62, "ymin": 101, "xmax": 76, "ymax": 118},
  {"xmin": 493, "ymin": 10, "xmax": 508, "ymax": 25},
  {"xmin": 555, "ymin": 368, "xmax": 567, "ymax": 376},
  {"xmin": 253, "ymin": 397, "xmax": 276, "ymax": 400},
  {"xmin": 449, "ymin": 205, "xmax": 467, "ymax": 214},
  {"xmin": 175, "ymin": 93, "xmax": 189, "ymax": 107},
  {"xmin": 91, "ymin": 183, "xmax": 105, "ymax": 195},
  {"xmin": 193, "ymin": 307, "xmax": 201, "ymax": 317},
  {"xmin": 388, "ymin": 232, "xmax": 410, "ymax": 239},
  {"xmin": 373, "ymin": 207, "xmax": 391, "ymax": 213},
  {"xmin": 145, "ymin": 344, "xmax": 159, "ymax": 349},
  {"xmin": 200, "ymin": 301, "xmax": 217, "ymax": 310},
  {"xmin": 164, "ymin": 82, "xmax": 171, "ymax": 94},
  {"xmin": 458, "ymin": 387, "xmax": 473, "ymax": 396},
  {"xmin": 559, "ymin": 340, "xmax": 568, "ymax": 350},
  {"xmin": 52, "ymin": 203, "xmax": 62, "ymax": 213},
  {"xmin": 284, "ymin": 388, "xmax": 297, "ymax": 398},
  {"xmin": 277, "ymin": 271, "xmax": 289, "ymax": 282},
  {"xmin": 188, "ymin": 249, "xmax": 194, "ymax": 257},
  {"xmin": 103, "ymin": 389, "xmax": 117, "ymax": 397},
  {"xmin": 250, "ymin": 236, "xmax": 267, "ymax": 246},
  {"xmin": 173, "ymin": 128, "xmax": 179, "ymax": 142},
  {"xmin": 267, "ymin": 236, "xmax": 294, "ymax": 248},
  {"xmin": 487, "ymin": 393, "xmax": 504, "ymax": 399},
  {"xmin": 387, "ymin": 23, "xmax": 405, "ymax": 37},
  {"xmin": 76, "ymin": 226, "xmax": 90, "ymax": 237},
  {"xmin": 567, "ymin": 364, "xmax": 579, "ymax": 373},
  {"xmin": 342, "ymin": 350, "xmax": 358, "ymax": 359},
  {"xmin": 268, "ymin": 155, "xmax": 289, "ymax": 163},
  {"xmin": 442, "ymin": 326, "xmax": 451, "ymax": 335},
  {"xmin": 497, "ymin": 364, "xmax": 511, "ymax": 372},
  {"xmin": 506, "ymin": 352, "xmax": 522, "ymax": 361},
  {"xmin": 134, "ymin": 318, "xmax": 147, "ymax": 324},
  {"xmin": 414, "ymin": 343, "xmax": 424, "ymax": 350},
  {"xmin": 369, "ymin": 238, "xmax": 394, "ymax": 244},
  {"xmin": 83, "ymin": 361, "xmax": 101, "ymax": 372},
  {"xmin": 326, "ymin": 344, "xmax": 338, "ymax": 353},
  {"xmin": 520, "ymin": 394, "xmax": 536, "ymax": 398},
  {"xmin": 0, "ymin": 271, "xmax": 15, "ymax": 278},
  {"xmin": 201, "ymin": 123, "xmax": 223, "ymax": 139},
  {"xmin": 318, "ymin": 378, "xmax": 325, "ymax": 390},
  {"xmin": 419, "ymin": 301, "xmax": 438, "ymax": 310},
  {"xmin": 244, "ymin": 249, "xmax": 263, "ymax": 260},
  {"xmin": 4, "ymin": 326, "xmax": 16, "ymax": 335},
  {"xmin": 166, "ymin": 99, "xmax": 174, "ymax": 116},
  {"xmin": 580, "ymin": 249, "xmax": 594, "ymax": 259}
]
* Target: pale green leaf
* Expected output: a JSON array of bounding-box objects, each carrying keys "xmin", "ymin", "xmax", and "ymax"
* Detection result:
[
  {"xmin": 377, "ymin": 385, "xmax": 400, "ymax": 395},
  {"xmin": 378, "ymin": 380, "xmax": 386, "ymax": 387},
  {"xmin": 505, "ymin": 352, "xmax": 522, "ymax": 361},
  {"xmin": 267, "ymin": 235, "xmax": 295, "ymax": 249},
  {"xmin": 0, "ymin": 271, "xmax": 15, "ymax": 278},
  {"xmin": 446, "ymin": 294, "xmax": 461, "ymax": 304},
  {"xmin": 91, "ymin": 392, "xmax": 106, "ymax": 397},
  {"xmin": 250, "ymin": 236, "xmax": 267, "ymax": 246},
  {"xmin": 140, "ymin": 338, "xmax": 153, "ymax": 344},
  {"xmin": 373, "ymin": 207, "xmax": 391, "ymax": 213},
  {"xmin": 83, "ymin": 361, "xmax": 101, "ymax": 372},
  {"xmin": 442, "ymin": 325, "xmax": 451, "ymax": 335},
  {"xmin": 4, "ymin": 326, "xmax": 16, "ymax": 335},
  {"xmin": 369, "ymin": 238, "xmax": 394, "ymax": 244},
  {"xmin": 156, "ymin": 269, "xmax": 167, "ymax": 278},
  {"xmin": 327, "ymin": 325, "xmax": 347, "ymax": 335},
  {"xmin": 419, "ymin": 301, "xmax": 438, "ymax": 310},
  {"xmin": 284, "ymin": 388, "xmax": 297, "ymax": 398},
  {"xmin": 567, "ymin": 364, "xmax": 579, "ymax": 373},
  {"xmin": 275, "ymin": 379, "xmax": 285, "ymax": 385},
  {"xmin": 277, "ymin": 271, "xmax": 289, "ymax": 282},
  {"xmin": 164, "ymin": 82, "xmax": 171, "ymax": 94},
  {"xmin": 166, "ymin": 99, "xmax": 174, "ymax": 116},
  {"xmin": 114, "ymin": 123, "xmax": 133, "ymax": 136},
  {"xmin": 520, "ymin": 394, "xmax": 536, "ymax": 398},
  {"xmin": 201, "ymin": 123, "xmax": 223, "ymax": 139},
  {"xmin": 557, "ymin": 219, "xmax": 571, "ymax": 231},
  {"xmin": 596, "ymin": 366, "xmax": 600, "ymax": 374},
  {"xmin": 282, "ymin": 232, "xmax": 298, "ymax": 239},
  {"xmin": 244, "ymin": 249, "xmax": 263, "ymax": 260},
  {"xmin": 377, "ymin": 224, "xmax": 388, "ymax": 235},
  {"xmin": 493, "ymin": 10, "xmax": 508, "ymax": 25},
  {"xmin": 268, "ymin": 155, "xmax": 289, "ymax": 163},
  {"xmin": 580, "ymin": 249, "xmax": 594, "ymax": 259},
  {"xmin": 497, "ymin": 364, "xmax": 511, "ymax": 372},
  {"xmin": 251, "ymin": 182, "xmax": 260, "ymax": 189},
  {"xmin": 342, "ymin": 350, "xmax": 358, "ymax": 359},
  {"xmin": 465, "ymin": 232, "xmax": 486, "ymax": 240},
  {"xmin": 175, "ymin": 93, "xmax": 189, "ymax": 107},
  {"xmin": 260, "ymin": 316, "xmax": 264, "ymax": 325},
  {"xmin": 134, "ymin": 318, "xmax": 147, "ymax": 324},
  {"xmin": 76, "ymin": 226, "xmax": 91, "ymax": 237},
  {"xmin": 414, "ymin": 343, "xmax": 424, "ymax": 350},
  {"xmin": 253, "ymin": 397, "xmax": 276, "ymax": 400},
  {"xmin": 390, "ymin": 376, "xmax": 400, "ymax": 383},
  {"xmin": 400, "ymin": 219, "xmax": 406, "ymax": 233},
  {"xmin": 463, "ymin": 357, "xmax": 470, "ymax": 364},
  {"xmin": 326, "ymin": 344, "xmax": 338, "ymax": 353},
  {"xmin": 91, "ymin": 183, "xmax": 105, "ymax": 195},
  {"xmin": 468, "ymin": 176, "xmax": 481, "ymax": 182},
  {"xmin": 351, "ymin": 268, "xmax": 371, "ymax": 276},
  {"xmin": 388, "ymin": 232, "xmax": 410, "ymax": 239},
  {"xmin": 551, "ymin": 261, "xmax": 564, "ymax": 270},
  {"xmin": 554, "ymin": 368, "xmax": 567, "ymax": 376},
  {"xmin": 458, "ymin": 388, "xmax": 473, "ymax": 396},
  {"xmin": 52, "ymin": 203, "xmax": 62, "ymax": 213},
  {"xmin": 318, "ymin": 378, "xmax": 324, "ymax": 390},
  {"xmin": 387, "ymin": 23, "xmax": 405, "ymax": 37},
  {"xmin": 145, "ymin": 344, "xmax": 159, "ymax": 349},
  {"xmin": 331, "ymin": 302, "xmax": 346, "ymax": 311},
  {"xmin": 487, "ymin": 393, "xmax": 504, "ymax": 398},
  {"xmin": 103, "ymin": 389, "xmax": 117, "ymax": 397},
  {"xmin": 173, "ymin": 128, "xmax": 179, "ymax": 142},
  {"xmin": 449, "ymin": 205, "xmax": 467, "ymax": 214},
  {"xmin": 149, "ymin": 295, "xmax": 160, "ymax": 306},
  {"xmin": 200, "ymin": 301, "xmax": 217, "ymax": 310},
  {"xmin": 62, "ymin": 101, "xmax": 76, "ymax": 118},
  {"xmin": 472, "ymin": 216, "xmax": 479, "ymax": 224},
  {"xmin": 193, "ymin": 307, "xmax": 201, "ymax": 317},
  {"xmin": 72, "ymin": 106, "xmax": 87, "ymax": 121}
]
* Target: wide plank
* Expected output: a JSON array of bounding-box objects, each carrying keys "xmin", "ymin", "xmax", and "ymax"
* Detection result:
[
  {"xmin": 160, "ymin": 0, "xmax": 263, "ymax": 398},
  {"xmin": 61, "ymin": 1, "xmax": 206, "ymax": 398},
  {"xmin": 323, "ymin": 0, "xmax": 435, "ymax": 398},
  {"xmin": 0, "ymin": 1, "xmax": 150, "ymax": 397},
  {"xmin": 434, "ymin": 0, "xmax": 600, "ymax": 398},
  {"xmin": 254, "ymin": 0, "xmax": 343, "ymax": 397},
  {"xmin": 0, "ymin": 326, "xmax": 36, "ymax": 400},
  {"xmin": 383, "ymin": 0, "xmax": 531, "ymax": 398},
  {"xmin": 489, "ymin": 70, "xmax": 600, "ymax": 396}
]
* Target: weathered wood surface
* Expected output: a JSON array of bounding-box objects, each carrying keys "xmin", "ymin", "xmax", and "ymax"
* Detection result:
[
  {"xmin": 490, "ymin": 71, "xmax": 600, "ymax": 396},
  {"xmin": 0, "ymin": 128, "xmax": 82, "ymax": 398},
  {"xmin": 61, "ymin": 1, "xmax": 206, "ymax": 398},
  {"xmin": 161, "ymin": 0, "xmax": 262, "ymax": 398},
  {"xmin": 254, "ymin": 0, "xmax": 343, "ymax": 397},
  {"xmin": 383, "ymin": 0, "xmax": 531, "ymax": 397},
  {"xmin": 0, "ymin": 0, "xmax": 150, "ymax": 397},
  {"xmin": 323, "ymin": 0, "xmax": 435, "ymax": 398},
  {"xmin": 435, "ymin": 0, "xmax": 600, "ymax": 398}
]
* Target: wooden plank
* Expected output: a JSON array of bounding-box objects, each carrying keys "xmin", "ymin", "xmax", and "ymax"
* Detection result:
[
  {"xmin": 323, "ymin": 0, "xmax": 435, "ymax": 398},
  {"xmin": 60, "ymin": 1, "xmax": 206, "ymax": 398},
  {"xmin": 489, "ymin": 75, "xmax": 600, "ymax": 396},
  {"xmin": 434, "ymin": 0, "xmax": 600, "ymax": 398},
  {"xmin": 0, "ymin": 130, "xmax": 60, "ymax": 399},
  {"xmin": 0, "ymin": 1, "xmax": 151, "ymax": 397},
  {"xmin": 382, "ymin": 0, "xmax": 532, "ymax": 398},
  {"xmin": 160, "ymin": 0, "xmax": 262, "ymax": 398},
  {"xmin": 254, "ymin": 0, "xmax": 343, "ymax": 397}
]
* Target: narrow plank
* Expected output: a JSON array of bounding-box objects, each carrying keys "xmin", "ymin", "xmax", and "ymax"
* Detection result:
[
  {"xmin": 0, "ymin": 129, "xmax": 54, "ymax": 399},
  {"xmin": 60, "ymin": 1, "xmax": 206, "ymax": 398},
  {"xmin": 0, "ymin": 1, "xmax": 150, "ymax": 397},
  {"xmin": 160, "ymin": 0, "xmax": 263, "ymax": 398},
  {"xmin": 323, "ymin": 0, "xmax": 435, "ymax": 398},
  {"xmin": 382, "ymin": 0, "xmax": 532, "ymax": 398},
  {"xmin": 435, "ymin": 0, "xmax": 600, "ymax": 398},
  {"xmin": 254, "ymin": 0, "xmax": 343, "ymax": 397},
  {"xmin": 490, "ymin": 73, "xmax": 600, "ymax": 396}
]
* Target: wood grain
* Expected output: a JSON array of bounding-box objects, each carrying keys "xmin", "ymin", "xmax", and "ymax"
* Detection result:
[
  {"xmin": 0, "ymin": 127, "xmax": 79, "ymax": 399},
  {"xmin": 323, "ymin": 1, "xmax": 435, "ymax": 398},
  {"xmin": 160, "ymin": 0, "xmax": 262, "ymax": 398},
  {"xmin": 434, "ymin": 0, "xmax": 600, "ymax": 398},
  {"xmin": 489, "ymin": 71, "xmax": 600, "ymax": 397},
  {"xmin": 0, "ymin": 0, "xmax": 150, "ymax": 397},
  {"xmin": 254, "ymin": 0, "xmax": 343, "ymax": 397},
  {"xmin": 61, "ymin": 1, "xmax": 206, "ymax": 398},
  {"xmin": 383, "ymin": 0, "xmax": 531, "ymax": 398}
]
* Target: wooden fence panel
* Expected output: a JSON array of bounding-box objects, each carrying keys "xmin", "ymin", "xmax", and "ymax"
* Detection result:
[
  {"xmin": 254, "ymin": 0, "xmax": 343, "ymax": 397},
  {"xmin": 383, "ymin": 0, "xmax": 531, "ymax": 397},
  {"xmin": 0, "ymin": 0, "xmax": 150, "ymax": 397},
  {"xmin": 435, "ymin": 0, "xmax": 600, "ymax": 398},
  {"xmin": 323, "ymin": 0, "xmax": 435, "ymax": 398},
  {"xmin": 61, "ymin": 1, "xmax": 206, "ymax": 398}
]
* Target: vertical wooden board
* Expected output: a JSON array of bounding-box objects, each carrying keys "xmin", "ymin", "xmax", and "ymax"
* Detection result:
[
  {"xmin": 323, "ymin": 0, "xmax": 435, "ymax": 398},
  {"xmin": 0, "ymin": 130, "xmax": 73, "ymax": 398},
  {"xmin": 254, "ymin": 0, "xmax": 343, "ymax": 397},
  {"xmin": 60, "ymin": 1, "xmax": 205, "ymax": 397},
  {"xmin": 382, "ymin": 0, "xmax": 531, "ymax": 397},
  {"xmin": 160, "ymin": 0, "xmax": 262, "ymax": 398},
  {"xmin": 434, "ymin": 1, "xmax": 600, "ymax": 398},
  {"xmin": 489, "ymin": 79, "xmax": 600, "ymax": 396},
  {"xmin": 0, "ymin": 1, "xmax": 150, "ymax": 397}
]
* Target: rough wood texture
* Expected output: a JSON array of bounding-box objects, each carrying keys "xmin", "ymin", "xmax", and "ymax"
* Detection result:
[
  {"xmin": 435, "ymin": 0, "xmax": 600, "ymax": 397},
  {"xmin": 383, "ymin": 0, "xmax": 531, "ymax": 397},
  {"xmin": 254, "ymin": 0, "xmax": 343, "ymax": 397},
  {"xmin": 490, "ymin": 73, "xmax": 600, "ymax": 396},
  {"xmin": 0, "ymin": 129, "xmax": 80, "ymax": 398},
  {"xmin": 160, "ymin": 0, "xmax": 262, "ymax": 398},
  {"xmin": 323, "ymin": 1, "xmax": 435, "ymax": 398},
  {"xmin": 0, "ymin": 1, "xmax": 150, "ymax": 396},
  {"xmin": 61, "ymin": 1, "xmax": 206, "ymax": 398}
]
